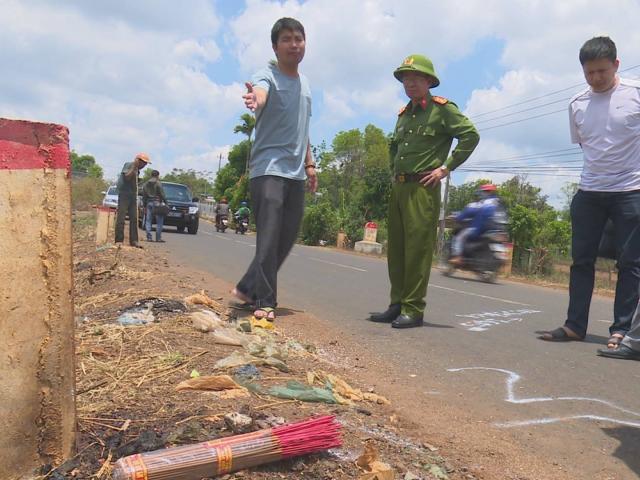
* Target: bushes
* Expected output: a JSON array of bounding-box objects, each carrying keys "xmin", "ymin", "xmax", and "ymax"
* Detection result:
[
  {"xmin": 72, "ymin": 177, "xmax": 107, "ymax": 211},
  {"xmin": 301, "ymin": 202, "xmax": 338, "ymax": 246}
]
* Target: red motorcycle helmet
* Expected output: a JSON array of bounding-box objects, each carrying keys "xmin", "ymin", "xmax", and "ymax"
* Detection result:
[{"xmin": 479, "ymin": 184, "xmax": 497, "ymax": 192}]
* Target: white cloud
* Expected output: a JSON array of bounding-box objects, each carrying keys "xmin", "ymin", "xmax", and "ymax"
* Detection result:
[
  {"xmin": 3, "ymin": 0, "xmax": 640, "ymax": 206},
  {"xmin": 0, "ymin": 0, "xmax": 242, "ymax": 179}
]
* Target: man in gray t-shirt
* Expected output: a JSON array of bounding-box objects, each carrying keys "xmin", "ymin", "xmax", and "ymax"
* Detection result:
[{"xmin": 232, "ymin": 17, "xmax": 317, "ymax": 322}]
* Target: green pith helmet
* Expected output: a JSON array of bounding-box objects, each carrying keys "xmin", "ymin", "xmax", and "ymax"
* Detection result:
[{"xmin": 393, "ymin": 54, "xmax": 440, "ymax": 88}]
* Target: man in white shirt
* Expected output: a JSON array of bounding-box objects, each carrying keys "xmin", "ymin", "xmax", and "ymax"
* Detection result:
[{"xmin": 540, "ymin": 36, "xmax": 640, "ymax": 348}]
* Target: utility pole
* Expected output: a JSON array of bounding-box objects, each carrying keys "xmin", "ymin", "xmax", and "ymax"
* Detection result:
[
  {"xmin": 436, "ymin": 174, "xmax": 451, "ymax": 265},
  {"xmin": 217, "ymin": 153, "xmax": 222, "ymax": 174}
]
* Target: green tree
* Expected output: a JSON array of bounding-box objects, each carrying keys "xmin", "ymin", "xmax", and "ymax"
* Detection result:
[
  {"xmin": 161, "ymin": 169, "xmax": 213, "ymax": 198},
  {"xmin": 227, "ymin": 140, "xmax": 251, "ymax": 176},
  {"xmin": 508, "ymin": 204, "xmax": 540, "ymax": 250},
  {"xmin": 498, "ymin": 176, "xmax": 549, "ymax": 213},
  {"xmin": 363, "ymin": 124, "xmax": 389, "ymax": 169},
  {"xmin": 213, "ymin": 163, "xmax": 240, "ymax": 201},
  {"xmin": 559, "ymin": 181, "xmax": 578, "ymax": 222},
  {"xmin": 233, "ymin": 114, "xmax": 255, "ymax": 174},
  {"xmin": 301, "ymin": 201, "xmax": 338, "ymax": 245},
  {"xmin": 70, "ymin": 151, "xmax": 103, "ymax": 179},
  {"xmin": 446, "ymin": 179, "xmax": 492, "ymax": 215}
]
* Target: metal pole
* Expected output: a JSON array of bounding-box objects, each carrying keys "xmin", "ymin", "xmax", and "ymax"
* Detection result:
[{"xmin": 436, "ymin": 174, "xmax": 450, "ymax": 264}]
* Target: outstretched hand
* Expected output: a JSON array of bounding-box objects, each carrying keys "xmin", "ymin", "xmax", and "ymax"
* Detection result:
[{"xmin": 243, "ymin": 82, "xmax": 258, "ymax": 111}]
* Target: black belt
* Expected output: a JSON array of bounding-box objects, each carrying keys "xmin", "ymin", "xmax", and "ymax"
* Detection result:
[{"xmin": 395, "ymin": 170, "xmax": 434, "ymax": 183}]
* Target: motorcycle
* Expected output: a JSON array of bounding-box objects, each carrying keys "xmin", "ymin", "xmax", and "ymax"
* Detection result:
[
  {"xmin": 215, "ymin": 215, "xmax": 229, "ymax": 233},
  {"xmin": 235, "ymin": 215, "xmax": 249, "ymax": 235},
  {"xmin": 443, "ymin": 217, "xmax": 509, "ymax": 283}
]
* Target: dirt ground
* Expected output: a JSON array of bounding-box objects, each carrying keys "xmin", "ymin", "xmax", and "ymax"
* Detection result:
[{"xmin": 39, "ymin": 213, "xmax": 573, "ymax": 480}]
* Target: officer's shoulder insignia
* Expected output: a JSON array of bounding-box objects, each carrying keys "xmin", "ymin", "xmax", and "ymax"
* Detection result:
[
  {"xmin": 432, "ymin": 96, "xmax": 449, "ymax": 105},
  {"xmin": 398, "ymin": 105, "xmax": 408, "ymax": 116}
]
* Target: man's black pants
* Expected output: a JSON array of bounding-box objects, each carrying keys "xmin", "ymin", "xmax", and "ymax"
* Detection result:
[
  {"xmin": 115, "ymin": 192, "xmax": 139, "ymax": 244},
  {"xmin": 236, "ymin": 176, "xmax": 305, "ymax": 308},
  {"xmin": 565, "ymin": 189, "xmax": 640, "ymax": 338}
]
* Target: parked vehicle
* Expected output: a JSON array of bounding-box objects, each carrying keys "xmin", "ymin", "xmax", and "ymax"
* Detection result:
[
  {"xmin": 102, "ymin": 185, "xmax": 118, "ymax": 208},
  {"xmin": 443, "ymin": 216, "xmax": 509, "ymax": 283},
  {"xmin": 216, "ymin": 215, "xmax": 229, "ymax": 233},
  {"xmin": 138, "ymin": 182, "xmax": 199, "ymax": 234}
]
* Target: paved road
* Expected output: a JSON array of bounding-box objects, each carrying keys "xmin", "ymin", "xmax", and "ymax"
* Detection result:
[{"xmin": 164, "ymin": 221, "xmax": 640, "ymax": 478}]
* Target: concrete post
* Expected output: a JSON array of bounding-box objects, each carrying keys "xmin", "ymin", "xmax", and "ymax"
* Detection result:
[{"xmin": 0, "ymin": 118, "xmax": 76, "ymax": 479}]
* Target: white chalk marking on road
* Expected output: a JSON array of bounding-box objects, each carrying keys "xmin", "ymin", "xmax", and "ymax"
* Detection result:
[
  {"xmin": 290, "ymin": 253, "xmax": 299, "ymax": 256},
  {"xmin": 214, "ymin": 234, "xmax": 231, "ymax": 241},
  {"xmin": 596, "ymin": 320, "xmax": 610, "ymax": 324},
  {"xmin": 309, "ymin": 257, "xmax": 367, "ymax": 272},
  {"xmin": 431, "ymin": 284, "xmax": 531, "ymax": 306},
  {"xmin": 495, "ymin": 415, "xmax": 640, "ymax": 429},
  {"xmin": 448, "ymin": 367, "xmax": 640, "ymax": 428},
  {"xmin": 456, "ymin": 309, "xmax": 541, "ymax": 332}
]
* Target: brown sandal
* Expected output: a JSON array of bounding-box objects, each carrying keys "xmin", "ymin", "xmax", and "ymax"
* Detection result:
[{"xmin": 539, "ymin": 327, "xmax": 584, "ymax": 342}]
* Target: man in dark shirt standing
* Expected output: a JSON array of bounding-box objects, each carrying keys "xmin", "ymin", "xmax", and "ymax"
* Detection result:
[
  {"xmin": 115, "ymin": 152, "xmax": 150, "ymax": 247},
  {"xmin": 142, "ymin": 169, "xmax": 167, "ymax": 243}
]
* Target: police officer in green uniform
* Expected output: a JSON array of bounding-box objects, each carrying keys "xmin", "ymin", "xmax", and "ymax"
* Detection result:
[{"xmin": 370, "ymin": 54, "xmax": 480, "ymax": 328}]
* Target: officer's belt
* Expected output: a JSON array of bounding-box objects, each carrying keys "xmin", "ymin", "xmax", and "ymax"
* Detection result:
[{"xmin": 394, "ymin": 170, "xmax": 435, "ymax": 183}]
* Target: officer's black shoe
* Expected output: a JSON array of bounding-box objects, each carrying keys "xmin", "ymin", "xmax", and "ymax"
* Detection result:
[
  {"xmin": 391, "ymin": 314, "xmax": 424, "ymax": 329},
  {"xmin": 369, "ymin": 304, "xmax": 401, "ymax": 323}
]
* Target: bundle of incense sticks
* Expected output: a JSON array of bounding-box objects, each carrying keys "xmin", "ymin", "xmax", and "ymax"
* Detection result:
[{"xmin": 112, "ymin": 415, "xmax": 342, "ymax": 480}]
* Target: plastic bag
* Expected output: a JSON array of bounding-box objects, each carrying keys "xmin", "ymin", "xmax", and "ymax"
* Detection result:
[{"xmin": 266, "ymin": 381, "xmax": 338, "ymax": 404}]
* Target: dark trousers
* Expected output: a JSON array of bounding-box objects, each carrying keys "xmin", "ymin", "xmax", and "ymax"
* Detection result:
[
  {"xmin": 565, "ymin": 189, "xmax": 640, "ymax": 337},
  {"xmin": 115, "ymin": 192, "xmax": 139, "ymax": 244},
  {"xmin": 236, "ymin": 176, "xmax": 305, "ymax": 308}
]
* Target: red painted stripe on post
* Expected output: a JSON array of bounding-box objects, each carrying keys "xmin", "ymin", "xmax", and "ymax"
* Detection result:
[{"xmin": 0, "ymin": 118, "xmax": 70, "ymax": 171}]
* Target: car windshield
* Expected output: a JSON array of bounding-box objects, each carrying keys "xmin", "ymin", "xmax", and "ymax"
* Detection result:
[
  {"xmin": 164, "ymin": 184, "xmax": 192, "ymax": 202},
  {"xmin": 107, "ymin": 186, "xmax": 118, "ymax": 195}
]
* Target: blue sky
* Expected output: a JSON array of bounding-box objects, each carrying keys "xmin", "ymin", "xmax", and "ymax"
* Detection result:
[{"xmin": 2, "ymin": 0, "xmax": 640, "ymax": 207}]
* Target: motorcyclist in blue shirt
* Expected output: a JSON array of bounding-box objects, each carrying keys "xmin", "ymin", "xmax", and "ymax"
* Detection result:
[{"xmin": 450, "ymin": 184, "xmax": 504, "ymax": 265}]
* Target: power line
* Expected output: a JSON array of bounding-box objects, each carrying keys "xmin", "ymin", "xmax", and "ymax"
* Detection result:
[
  {"xmin": 470, "ymin": 63, "xmax": 640, "ymax": 119},
  {"xmin": 474, "ymin": 96, "xmax": 571, "ymax": 124},
  {"xmin": 464, "ymin": 150, "xmax": 581, "ymax": 166},
  {"xmin": 477, "ymin": 108, "xmax": 567, "ymax": 131}
]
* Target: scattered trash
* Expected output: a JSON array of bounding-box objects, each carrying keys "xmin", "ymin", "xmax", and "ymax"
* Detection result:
[
  {"xmin": 356, "ymin": 443, "xmax": 394, "ymax": 480},
  {"xmin": 117, "ymin": 305, "xmax": 155, "ymax": 326},
  {"xmin": 250, "ymin": 316, "xmax": 275, "ymax": 330},
  {"xmin": 215, "ymin": 351, "xmax": 289, "ymax": 372},
  {"xmin": 190, "ymin": 369, "xmax": 200, "ymax": 378},
  {"xmin": 233, "ymin": 364, "xmax": 261, "ymax": 382},
  {"xmin": 238, "ymin": 318, "xmax": 253, "ymax": 332},
  {"xmin": 112, "ymin": 416, "xmax": 342, "ymax": 480},
  {"xmin": 266, "ymin": 381, "xmax": 338, "ymax": 404},
  {"xmin": 422, "ymin": 441, "xmax": 439, "ymax": 452},
  {"xmin": 224, "ymin": 412, "xmax": 254, "ymax": 434},
  {"xmin": 307, "ymin": 371, "xmax": 390, "ymax": 405},
  {"xmin": 245, "ymin": 338, "xmax": 288, "ymax": 360},
  {"xmin": 427, "ymin": 464, "xmax": 449, "ymax": 479},
  {"xmin": 133, "ymin": 297, "xmax": 187, "ymax": 313},
  {"xmin": 165, "ymin": 420, "xmax": 209, "ymax": 445},
  {"xmin": 114, "ymin": 429, "xmax": 165, "ymax": 458},
  {"xmin": 176, "ymin": 374, "xmax": 245, "ymax": 393},
  {"xmin": 190, "ymin": 310, "xmax": 224, "ymax": 332},
  {"xmin": 404, "ymin": 473, "xmax": 421, "ymax": 480},
  {"xmin": 254, "ymin": 414, "xmax": 286, "ymax": 430},
  {"xmin": 211, "ymin": 328, "xmax": 251, "ymax": 346},
  {"xmin": 184, "ymin": 291, "xmax": 223, "ymax": 311}
]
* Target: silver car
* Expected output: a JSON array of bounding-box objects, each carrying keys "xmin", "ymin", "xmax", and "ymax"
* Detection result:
[{"xmin": 102, "ymin": 185, "xmax": 118, "ymax": 208}]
